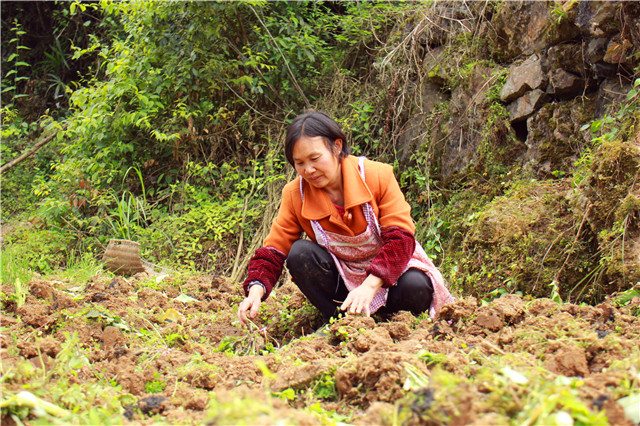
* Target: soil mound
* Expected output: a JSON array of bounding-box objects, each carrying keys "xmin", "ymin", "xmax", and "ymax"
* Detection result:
[{"xmin": 1, "ymin": 273, "xmax": 638, "ymax": 424}]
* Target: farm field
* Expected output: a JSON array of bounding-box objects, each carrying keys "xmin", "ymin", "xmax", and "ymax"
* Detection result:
[{"xmin": 1, "ymin": 271, "xmax": 639, "ymax": 425}]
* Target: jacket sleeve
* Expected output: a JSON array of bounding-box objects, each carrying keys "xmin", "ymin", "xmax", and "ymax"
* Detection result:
[
  {"xmin": 366, "ymin": 226, "xmax": 415, "ymax": 288},
  {"xmin": 242, "ymin": 182, "xmax": 303, "ymax": 300},
  {"xmin": 262, "ymin": 183, "xmax": 304, "ymax": 255},
  {"xmin": 375, "ymin": 163, "xmax": 415, "ymax": 234},
  {"xmin": 242, "ymin": 247, "xmax": 287, "ymax": 300}
]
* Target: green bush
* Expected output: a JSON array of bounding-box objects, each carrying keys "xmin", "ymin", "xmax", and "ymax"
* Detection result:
[{"xmin": 3, "ymin": 226, "xmax": 75, "ymax": 274}]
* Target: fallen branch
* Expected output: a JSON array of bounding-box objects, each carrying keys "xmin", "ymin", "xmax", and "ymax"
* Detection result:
[{"xmin": 0, "ymin": 129, "xmax": 61, "ymax": 174}]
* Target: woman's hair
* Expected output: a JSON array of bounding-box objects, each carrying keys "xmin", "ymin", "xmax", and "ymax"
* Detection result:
[{"xmin": 284, "ymin": 111, "xmax": 350, "ymax": 165}]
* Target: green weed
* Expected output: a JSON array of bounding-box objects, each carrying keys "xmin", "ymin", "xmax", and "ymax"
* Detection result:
[
  {"xmin": 1, "ymin": 19, "xmax": 31, "ymax": 109},
  {"xmin": 610, "ymin": 284, "xmax": 640, "ymax": 316},
  {"xmin": 215, "ymin": 320, "xmax": 279, "ymax": 356},
  {"xmin": 58, "ymin": 250, "xmax": 104, "ymax": 283},
  {"xmin": 306, "ymin": 401, "xmax": 351, "ymax": 424},
  {"xmin": 312, "ymin": 372, "xmax": 338, "ymax": 401},
  {"xmin": 0, "ymin": 332, "xmax": 128, "ymax": 424},
  {"xmin": 145, "ymin": 372, "xmax": 167, "ymax": 394},
  {"xmin": 417, "ymin": 349, "xmax": 448, "ymax": 366},
  {"xmin": 0, "ymin": 247, "xmax": 31, "ymax": 308}
]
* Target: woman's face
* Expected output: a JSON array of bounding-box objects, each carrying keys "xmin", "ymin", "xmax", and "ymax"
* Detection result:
[{"xmin": 292, "ymin": 136, "xmax": 342, "ymax": 190}]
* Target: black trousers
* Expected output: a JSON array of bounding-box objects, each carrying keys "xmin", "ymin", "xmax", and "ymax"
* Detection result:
[{"xmin": 286, "ymin": 239, "xmax": 434, "ymax": 321}]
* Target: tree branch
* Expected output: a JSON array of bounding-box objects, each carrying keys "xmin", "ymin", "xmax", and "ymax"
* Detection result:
[{"xmin": 0, "ymin": 129, "xmax": 61, "ymax": 174}]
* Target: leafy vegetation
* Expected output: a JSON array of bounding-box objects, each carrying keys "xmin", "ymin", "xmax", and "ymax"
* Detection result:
[
  {"xmin": 1, "ymin": 1, "xmax": 639, "ymax": 423},
  {"xmin": 2, "ymin": 1, "xmax": 418, "ymax": 275},
  {"xmin": 2, "ymin": 267, "xmax": 637, "ymax": 424}
]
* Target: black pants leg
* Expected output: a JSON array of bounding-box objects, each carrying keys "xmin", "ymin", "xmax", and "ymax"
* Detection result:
[
  {"xmin": 287, "ymin": 240, "xmax": 434, "ymax": 319},
  {"xmin": 380, "ymin": 268, "xmax": 434, "ymax": 316},
  {"xmin": 286, "ymin": 240, "xmax": 348, "ymax": 322}
]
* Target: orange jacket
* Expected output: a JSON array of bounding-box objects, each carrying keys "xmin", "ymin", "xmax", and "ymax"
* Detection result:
[{"xmin": 263, "ymin": 155, "xmax": 415, "ymax": 255}]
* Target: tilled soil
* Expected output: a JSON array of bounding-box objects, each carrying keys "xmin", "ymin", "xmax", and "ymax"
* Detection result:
[{"xmin": 1, "ymin": 272, "xmax": 639, "ymax": 425}]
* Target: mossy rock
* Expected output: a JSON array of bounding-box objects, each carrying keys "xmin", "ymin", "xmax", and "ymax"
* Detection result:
[
  {"xmin": 581, "ymin": 138, "xmax": 640, "ymax": 231},
  {"xmin": 576, "ymin": 135, "xmax": 640, "ymax": 291},
  {"xmin": 524, "ymin": 97, "xmax": 596, "ymax": 177},
  {"xmin": 451, "ymin": 180, "xmax": 599, "ymax": 302}
]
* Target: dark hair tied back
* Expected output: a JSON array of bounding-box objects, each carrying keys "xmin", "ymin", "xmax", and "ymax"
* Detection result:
[{"xmin": 284, "ymin": 111, "xmax": 350, "ymax": 166}]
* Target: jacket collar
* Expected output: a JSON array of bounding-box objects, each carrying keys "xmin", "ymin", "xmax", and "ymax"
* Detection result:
[{"xmin": 300, "ymin": 155, "xmax": 373, "ymax": 220}]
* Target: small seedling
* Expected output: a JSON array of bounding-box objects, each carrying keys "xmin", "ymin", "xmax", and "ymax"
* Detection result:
[
  {"xmin": 216, "ymin": 320, "xmax": 279, "ymax": 356},
  {"xmin": 312, "ymin": 373, "xmax": 337, "ymax": 400},
  {"xmin": 145, "ymin": 372, "xmax": 167, "ymax": 394}
]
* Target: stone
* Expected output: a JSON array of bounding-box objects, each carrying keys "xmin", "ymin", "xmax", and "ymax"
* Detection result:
[
  {"xmin": 603, "ymin": 38, "xmax": 634, "ymax": 64},
  {"xmin": 575, "ymin": 1, "xmax": 620, "ymax": 37},
  {"xmin": 595, "ymin": 78, "xmax": 633, "ymax": 118},
  {"xmin": 489, "ymin": 1, "xmax": 555, "ymax": 60},
  {"xmin": 423, "ymin": 47, "xmax": 448, "ymax": 86},
  {"xmin": 586, "ymin": 38, "xmax": 609, "ymax": 64},
  {"xmin": 438, "ymin": 66, "xmax": 507, "ymax": 180},
  {"xmin": 545, "ymin": 44, "xmax": 586, "ymax": 77},
  {"xmin": 500, "ymin": 55, "xmax": 546, "ymax": 102},
  {"xmin": 507, "ymin": 89, "xmax": 547, "ymax": 123},
  {"xmin": 396, "ymin": 81, "xmax": 448, "ymax": 165},
  {"xmin": 523, "ymin": 98, "xmax": 596, "ymax": 177},
  {"xmin": 621, "ymin": 2, "xmax": 640, "ymax": 50},
  {"xmin": 547, "ymin": 69, "xmax": 584, "ymax": 97}
]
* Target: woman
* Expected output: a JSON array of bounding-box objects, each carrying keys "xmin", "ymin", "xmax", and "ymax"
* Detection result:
[{"xmin": 238, "ymin": 111, "xmax": 453, "ymax": 326}]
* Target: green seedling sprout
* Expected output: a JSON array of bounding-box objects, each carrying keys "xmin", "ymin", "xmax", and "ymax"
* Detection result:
[{"xmin": 217, "ymin": 320, "xmax": 280, "ymax": 356}]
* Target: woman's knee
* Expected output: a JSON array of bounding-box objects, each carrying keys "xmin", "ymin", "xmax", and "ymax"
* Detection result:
[
  {"xmin": 286, "ymin": 239, "xmax": 337, "ymax": 278},
  {"xmin": 286, "ymin": 240, "xmax": 320, "ymax": 274},
  {"xmin": 387, "ymin": 268, "xmax": 434, "ymax": 314},
  {"xmin": 285, "ymin": 240, "xmax": 343, "ymax": 309},
  {"xmin": 397, "ymin": 269, "xmax": 434, "ymax": 294},
  {"xmin": 287, "ymin": 240, "xmax": 315, "ymax": 263}
]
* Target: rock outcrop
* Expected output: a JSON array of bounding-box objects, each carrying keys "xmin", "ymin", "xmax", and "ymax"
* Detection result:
[
  {"xmin": 395, "ymin": 0, "xmax": 639, "ymax": 301},
  {"xmin": 399, "ymin": 0, "xmax": 638, "ymax": 182}
]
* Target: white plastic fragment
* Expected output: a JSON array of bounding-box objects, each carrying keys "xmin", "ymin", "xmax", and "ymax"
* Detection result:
[
  {"xmin": 617, "ymin": 393, "xmax": 640, "ymax": 424},
  {"xmin": 500, "ymin": 366, "xmax": 529, "ymax": 385},
  {"xmin": 554, "ymin": 411, "xmax": 574, "ymax": 426}
]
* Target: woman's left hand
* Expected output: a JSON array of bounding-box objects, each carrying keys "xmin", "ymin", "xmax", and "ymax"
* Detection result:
[{"xmin": 340, "ymin": 275, "xmax": 384, "ymax": 316}]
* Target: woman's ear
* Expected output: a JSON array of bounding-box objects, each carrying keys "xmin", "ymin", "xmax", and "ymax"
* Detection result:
[{"xmin": 333, "ymin": 139, "xmax": 343, "ymax": 156}]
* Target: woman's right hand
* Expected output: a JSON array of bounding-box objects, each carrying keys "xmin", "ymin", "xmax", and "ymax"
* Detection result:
[{"xmin": 237, "ymin": 284, "xmax": 265, "ymax": 326}]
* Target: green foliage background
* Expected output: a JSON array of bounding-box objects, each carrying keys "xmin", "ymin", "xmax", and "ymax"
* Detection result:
[
  {"xmin": 2, "ymin": 1, "xmax": 639, "ymax": 302},
  {"xmin": 1, "ymin": 1, "xmax": 408, "ymax": 273}
]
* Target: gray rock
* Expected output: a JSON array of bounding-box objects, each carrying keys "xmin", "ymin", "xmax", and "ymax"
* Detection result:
[
  {"xmin": 547, "ymin": 69, "xmax": 584, "ymax": 97},
  {"xmin": 586, "ymin": 37, "xmax": 609, "ymax": 64},
  {"xmin": 545, "ymin": 44, "xmax": 586, "ymax": 77},
  {"xmin": 603, "ymin": 38, "xmax": 635, "ymax": 64},
  {"xmin": 423, "ymin": 47, "xmax": 448, "ymax": 86},
  {"xmin": 576, "ymin": 1, "xmax": 620, "ymax": 37},
  {"xmin": 595, "ymin": 78, "xmax": 632, "ymax": 118},
  {"xmin": 523, "ymin": 98, "xmax": 596, "ymax": 177},
  {"xmin": 489, "ymin": 1, "xmax": 559, "ymax": 60},
  {"xmin": 507, "ymin": 89, "xmax": 548, "ymax": 123},
  {"xmin": 500, "ymin": 55, "xmax": 546, "ymax": 103},
  {"xmin": 396, "ymin": 82, "xmax": 448, "ymax": 165},
  {"xmin": 438, "ymin": 66, "xmax": 505, "ymax": 180}
]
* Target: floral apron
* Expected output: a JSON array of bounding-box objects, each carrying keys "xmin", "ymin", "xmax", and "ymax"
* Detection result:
[{"xmin": 300, "ymin": 157, "xmax": 454, "ymax": 317}]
